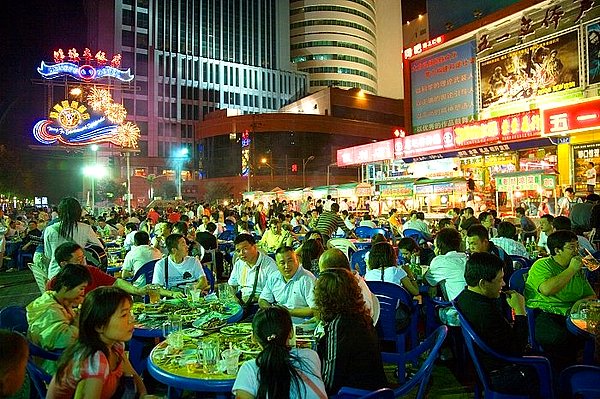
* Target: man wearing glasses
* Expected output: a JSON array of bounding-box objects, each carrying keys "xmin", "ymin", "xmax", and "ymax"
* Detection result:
[
  {"xmin": 525, "ymin": 230, "xmax": 596, "ymax": 369},
  {"xmin": 257, "ymin": 219, "xmax": 294, "ymax": 253}
]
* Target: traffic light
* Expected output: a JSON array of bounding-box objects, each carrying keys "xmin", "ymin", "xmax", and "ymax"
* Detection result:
[{"xmin": 291, "ymin": 163, "xmax": 298, "ymax": 173}]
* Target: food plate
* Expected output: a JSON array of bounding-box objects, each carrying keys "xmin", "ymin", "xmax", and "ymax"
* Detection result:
[
  {"xmin": 233, "ymin": 340, "xmax": 261, "ymax": 355},
  {"xmin": 220, "ymin": 323, "xmax": 253, "ymax": 336},
  {"xmin": 174, "ymin": 308, "xmax": 207, "ymax": 322},
  {"xmin": 194, "ymin": 317, "xmax": 227, "ymax": 331},
  {"xmin": 182, "ymin": 327, "xmax": 204, "ymax": 338}
]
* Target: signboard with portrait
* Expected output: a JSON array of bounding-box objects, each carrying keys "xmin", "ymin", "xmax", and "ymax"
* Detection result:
[
  {"xmin": 410, "ymin": 41, "xmax": 477, "ymax": 133},
  {"xmin": 479, "ymin": 29, "xmax": 580, "ymax": 109},
  {"xmin": 587, "ymin": 22, "xmax": 600, "ymax": 84},
  {"xmin": 573, "ymin": 143, "xmax": 600, "ymax": 193}
]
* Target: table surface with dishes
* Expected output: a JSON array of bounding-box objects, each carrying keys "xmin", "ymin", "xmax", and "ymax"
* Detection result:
[
  {"xmin": 136, "ymin": 296, "xmax": 317, "ymax": 397},
  {"xmin": 567, "ymin": 299, "xmax": 599, "ymax": 365}
]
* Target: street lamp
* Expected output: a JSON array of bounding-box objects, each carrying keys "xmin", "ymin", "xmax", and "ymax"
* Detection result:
[
  {"xmin": 260, "ymin": 157, "xmax": 274, "ymax": 182},
  {"xmin": 302, "ymin": 155, "xmax": 315, "ymax": 188},
  {"xmin": 175, "ymin": 147, "xmax": 189, "ymax": 199},
  {"xmin": 83, "ymin": 162, "xmax": 107, "ymax": 217}
]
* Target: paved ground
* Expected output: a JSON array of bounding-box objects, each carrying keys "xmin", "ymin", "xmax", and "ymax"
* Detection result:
[{"xmin": 0, "ymin": 269, "xmax": 476, "ymax": 398}]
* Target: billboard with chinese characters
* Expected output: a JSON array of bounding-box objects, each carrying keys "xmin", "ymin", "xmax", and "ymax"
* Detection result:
[
  {"xmin": 587, "ymin": 22, "xmax": 600, "ymax": 85},
  {"xmin": 479, "ymin": 29, "xmax": 580, "ymax": 109},
  {"xmin": 453, "ymin": 110, "xmax": 541, "ymax": 147},
  {"xmin": 410, "ymin": 41, "xmax": 477, "ymax": 133},
  {"xmin": 541, "ymin": 98, "xmax": 600, "ymax": 135},
  {"xmin": 495, "ymin": 172, "xmax": 557, "ymax": 192}
]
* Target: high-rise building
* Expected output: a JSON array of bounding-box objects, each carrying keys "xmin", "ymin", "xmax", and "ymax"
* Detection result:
[
  {"xmin": 83, "ymin": 0, "xmax": 309, "ymax": 200},
  {"xmin": 289, "ymin": 0, "xmax": 404, "ymax": 98}
]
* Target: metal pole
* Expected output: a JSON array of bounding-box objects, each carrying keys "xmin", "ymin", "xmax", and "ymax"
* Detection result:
[
  {"xmin": 177, "ymin": 164, "xmax": 182, "ymax": 199},
  {"xmin": 126, "ymin": 152, "xmax": 131, "ymax": 215},
  {"xmin": 91, "ymin": 176, "xmax": 95, "ymax": 217}
]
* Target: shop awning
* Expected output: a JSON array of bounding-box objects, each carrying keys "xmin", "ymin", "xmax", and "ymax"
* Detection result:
[{"xmin": 401, "ymin": 137, "xmax": 558, "ymax": 163}]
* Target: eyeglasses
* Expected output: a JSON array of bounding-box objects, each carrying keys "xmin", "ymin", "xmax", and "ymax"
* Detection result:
[{"xmin": 563, "ymin": 243, "xmax": 580, "ymax": 252}]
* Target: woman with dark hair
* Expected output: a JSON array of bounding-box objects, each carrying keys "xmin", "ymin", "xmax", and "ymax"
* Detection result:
[
  {"xmin": 48, "ymin": 286, "xmax": 147, "ymax": 398},
  {"xmin": 314, "ymin": 268, "xmax": 387, "ymax": 395},
  {"xmin": 44, "ymin": 197, "xmax": 104, "ymax": 279},
  {"xmin": 365, "ymin": 242, "xmax": 419, "ymax": 295},
  {"xmin": 298, "ymin": 238, "xmax": 325, "ymax": 274},
  {"xmin": 26, "ymin": 263, "xmax": 92, "ymax": 374},
  {"xmin": 232, "ymin": 306, "xmax": 326, "ymax": 398}
]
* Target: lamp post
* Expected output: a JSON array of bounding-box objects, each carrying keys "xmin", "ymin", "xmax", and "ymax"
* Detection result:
[
  {"xmin": 326, "ymin": 162, "xmax": 337, "ymax": 187},
  {"xmin": 302, "ymin": 156, "xmax": 315, "ymax": 188},
  {"xmin": 83, "ymin": 161, "xmax": 107, "ymax": 217},
  {"xmin": 175, "ymin": 147, "xmax": 189, "ymax": 199},
  {"xmin": 260, "ymin": 158, "xmax": 274, "ymax": 182}
]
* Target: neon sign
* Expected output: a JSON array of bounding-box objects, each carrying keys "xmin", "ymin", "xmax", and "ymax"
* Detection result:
[
  {"xmin": 33, "ymin": 87, "xmax": 139, "ymax": 148},
  {"xmin": 37, "ymin": 48, "xmax": 133, "ymax": 82},
  {"xmin": 541, "ymin": 98, "xmax": 600, "ymax": 135},
  {"xmin": 453, "ymin": 110, "xmax": 541, "ymax": 147},
  {"xmin": 403, "ymin": 35, "xmax": 445, "ymax": 60}
]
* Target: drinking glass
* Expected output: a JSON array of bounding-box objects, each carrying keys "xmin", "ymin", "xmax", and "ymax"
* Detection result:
[
  {"xmin": 217, "ymin": 283, "xmax": 234, "ymax": 302},
  {"xmin": 582, "ymin": 255, "xmax": 600, "ymax": 271},
  {"xmin": 162, "ymin": 315, "xmax": 182, "ymax": 338},
  {"xmin": 221, "ymin": 348, "xmax": 241, "ymax": 375},
  {"xmin": 147, "ymin": 284, "xmax": 161, "ymax": 304},
  {"xmin": 200, "ymin": 338, "xmax": 220, "ymax": 373}
]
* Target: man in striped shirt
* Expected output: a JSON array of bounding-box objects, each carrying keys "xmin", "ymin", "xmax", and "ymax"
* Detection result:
[{"xmin": 315, "ymin": 203, "xmax": 355, "ymax": 242}]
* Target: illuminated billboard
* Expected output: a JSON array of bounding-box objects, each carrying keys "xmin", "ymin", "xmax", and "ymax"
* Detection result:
[{"xmin": 37, "ymin": 48, "xmax": 133, "ymax": 82}]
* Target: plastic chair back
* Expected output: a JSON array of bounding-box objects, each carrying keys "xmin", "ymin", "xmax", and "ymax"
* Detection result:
[
  {"xmin": 454, "ymin": 304, "xmax": 554, "ymax": 398},
  {"xmin": 0, "ymin": 305, "xmax": 28, "ymax": 334},
  {"xmin": 509, "ymin": 255, "xmax": 532, "ymax": 270},
  {"xmin": 218, "ymin": 230, "xmax": 236, "ymax": 242},
  {"xmin": 402, "ymin": 229, "xmax": 429, "ymax": 244},
  {"xmin": 350, "ymin": 248, "xmax": 369, "ymax": 276},
  {"xmin": 559, "ymin": 365, "xmax": 600, "ymax": 399},
  {"xmin": 355, "ymin": 226, "xmax": 374, "ymax": 239},
  {"xmin": 129, "ymin": 258, "xmax": 159, "ymax": 286},
  {"xmin": 508, "ymin": 267, "xmax": 529, "ymax": 294},
  {"xmin": 328, "ymin": 238, "xmax": 358, "ymax": 260},
  {"xmin": 292, "ymin": 225, "xmax": 302, "ymax": 234},
  {"xmin": 27, "ymin": 360, "xmax": 52, "ymax": 399},
  {"xmin": 84, "ymin": 244, "xmax": 108, "ymax": 271}
]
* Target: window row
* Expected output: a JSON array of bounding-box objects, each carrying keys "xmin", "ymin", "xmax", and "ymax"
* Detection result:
[
  {"xmin": 290, "ymin": 5, "xmax": 375, "ymax": 26},
  {"xmin": 291, "ymin": 40, "xmax": 376, "ymax": 58}
]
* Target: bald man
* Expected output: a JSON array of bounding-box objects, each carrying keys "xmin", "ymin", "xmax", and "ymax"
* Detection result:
[{"xmin": 318, "ymin": 248, "xmax": 374, "ymax": 318}]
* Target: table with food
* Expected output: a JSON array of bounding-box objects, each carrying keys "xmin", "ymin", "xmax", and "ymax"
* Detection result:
[{"xmin": 567, "ymin": 299, "xmax": 600, "ymax": 364}]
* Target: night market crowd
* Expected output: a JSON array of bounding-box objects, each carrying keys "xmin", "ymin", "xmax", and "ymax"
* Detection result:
[{"xmin": 0, "ymin": 190, "xmax": 599, "ymax": 398}]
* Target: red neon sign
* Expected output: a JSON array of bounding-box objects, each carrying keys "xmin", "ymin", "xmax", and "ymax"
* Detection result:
[
  {"xmin": 453, "ymin": 110, "xmax": 541, "ymax": 147},
  {"xmin": 541, "ymin": 99, "xmax": 600, "ymax": 135}
]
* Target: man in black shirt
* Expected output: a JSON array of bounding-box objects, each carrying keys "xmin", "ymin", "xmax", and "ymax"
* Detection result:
[{"xmin": 455, "ymin": 252, "xmax": 536, "ymax": 396}]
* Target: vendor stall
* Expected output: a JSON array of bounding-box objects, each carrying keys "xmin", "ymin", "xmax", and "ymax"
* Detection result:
[
  {"xmin": 494, "ymin": 170, "xmax": 558, "ymax": 215},
  {"xmin": 413, "ymin": 178, "xmax": 468, "ymax": 213}
]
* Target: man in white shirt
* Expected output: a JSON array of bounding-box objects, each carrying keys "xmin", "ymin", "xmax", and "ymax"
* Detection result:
[
  {"xmin": 122, "ymin": 222, "xmax": 138, "ymax": 251},
  {"xmin": 323, "ymin": 195, "xmax": 334, "ymax": 212},
  {"xmin": 403, "ymin": 211, "xmax": 431, "ymax": 237},
  {"xmin": 537, "ymin": 214, "xmax": 555, "ymax": 256},
  {"xmin": 425, "ymin": 227, "xmax": 467, "ymax": 326},
  {"xmin": 259, "ymin": 246, "xmax": 316, "ymax": 321},
  {"xmin": 586, "ymin": 162, "xmax": 597, "ymax": 193},
  {"xmin": 152, "ymin": 233, "xmax": 208, "ymax": 290},
  {"xmin": 121, "ymin": 231, "xmax": 163, "ymax": 286},
  {"xmin": 228, "ymin": 233, "xmax": 277, "ymax": 304}
]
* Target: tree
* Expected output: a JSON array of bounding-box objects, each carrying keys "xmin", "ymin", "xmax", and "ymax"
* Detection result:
[
  {"xmin": 96, "ymin": 179, "xmax": 127, "ymax": 202},
  {"xmin": 157, "ymin": 181, "xmax": 177, "ymax": 199}
]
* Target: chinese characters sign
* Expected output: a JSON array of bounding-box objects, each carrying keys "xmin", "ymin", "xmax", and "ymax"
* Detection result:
[
  {"xmin": 410, "ymin": 41, "xmax": 477, "ymax": 133},
  {"xmin": 337, "ymin": 140, "xmax": 394, "ymax": 167},
  {"xmin": 541, "ymin": 98, "xmax": 600, "ymax": 135},
  {"xmin": 38, "ymin": 48, "xmax": 133, "ymax": 82},
  {"xmin": 453, "ymin": 110, "xmax": 541, "ymax": 147},
  {"xmin": 495, "ymin": 173, "xmax": 557, "ymax": 192},
  {"xmin": 478, "ymin": 30, "xmax": 580, "ymax": 109}
]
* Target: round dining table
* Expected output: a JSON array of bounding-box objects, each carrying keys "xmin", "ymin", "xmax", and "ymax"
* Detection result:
[{"xmin": 566, "ymin": 304, "xmax": 597, "ymax": 365}]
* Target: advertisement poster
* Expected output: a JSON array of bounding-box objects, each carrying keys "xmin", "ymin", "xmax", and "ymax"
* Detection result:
[
  {"xmin": 479, "ymin": 30, "xmax": 580, "ymax": 109},
  {"xmin": 573, "ymin": 143, "xmax": 600, "ymax": 193},
  {"xmin": 587, "ymin": 23, "xmax": 600, "ymax": 85},
  {"xmin": 410, "ymin": 41, "xmax": 477, "ymax": 133}
]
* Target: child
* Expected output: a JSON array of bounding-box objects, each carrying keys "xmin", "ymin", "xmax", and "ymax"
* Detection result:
[
  {"xmin": 0, "ymin": 330, "xmax": 29, "ymax": 397},
  {"xmin": 232, "ymin": 306, "xmax": 326, "ymax": 399},
  {"xmin": 47, "ymin": 286, "xmax": 147, "ymax": 399}
]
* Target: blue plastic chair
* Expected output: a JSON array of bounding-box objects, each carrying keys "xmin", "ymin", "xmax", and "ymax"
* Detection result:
[
  {"xmin": 27, "ymin": 360, "xmax": 52, "ymax": 399},
  {"xmin": 508, "ymin": 267, "xmax": 529, "ymax": 294},
  {"xmin": 559, "ymin": 365, "xmax": 600, "ymax": 399},
  {"xmin": 0, "ymin": 305, "xmax": 28, "ymax": 334},
  {"xmin": 509, "ymin": 255, "xmax": 532, "ymax": 270},
  {"xmin": 355, "ymin": 226, "xmax": 374, "ymax": 239},
  {"xmin": 455, "ymin": 305, "xmax": 554, "ymax": 399},
  {"xmin": 350, "ymin": 248, "xmax": 369, "ymax": 276},
  {"xmin": 224, "ymin": 220, "xmax": 235, "ymax": 231},
  {"xmin": 203, "ymin": 265, "xmax": 215, "ymax": 293},
  {"xmin": 402, "ymin": 229, "xmax": 431, "ymax": 245},
  {"xmin": 292, "ymin": 225, "xmax": 302, "ymax": 234},
  {"xmin": 218, "ymin": 230, "xmax": 236, "ymax": 242},
  {"xmin": 335, "ymin": 387, "xmax": 395, "ymax": 399},
  {"xmin": 337, "ymin": 325, "xmax": 448, "ymax": 399},
  {"xmin": 371, "ymin": 227, "xmax": 391, "ymax": 239},
  {"xmin": 126, "ymin": 259, "xmax": 159, "ymax": 285},
  {"xmin": 366, "ymin": 281, "xmax": 418, "ymax": 383}
]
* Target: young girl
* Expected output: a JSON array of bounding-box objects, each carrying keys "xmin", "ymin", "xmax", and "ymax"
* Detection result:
[
  {"xmin": 47, "ymin": 286, "xmax": 147, "ymax": 399},
  {"xmin": 232, "ymin": 306, "xmax": 327, "ymax": 399},
  {"xmin": 364, "ymin": 242, "xmax": 419, "ymax": 295}
]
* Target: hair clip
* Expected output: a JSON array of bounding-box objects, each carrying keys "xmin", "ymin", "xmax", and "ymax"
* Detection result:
[{"xmin": 266, "ymin": 334, "xmax": 277, "ymax": 342}]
